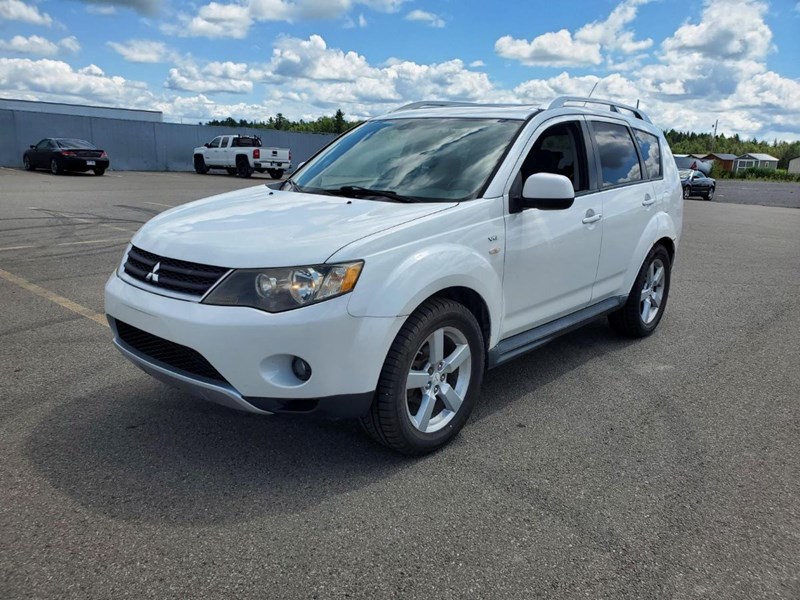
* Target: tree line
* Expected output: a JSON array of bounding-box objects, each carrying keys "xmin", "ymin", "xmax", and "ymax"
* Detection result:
[
  {"xmin": 664, "ymin": 129, "xmax": 800, "ymax": 169},
  {"xmin": 206, "ymin": 109, "xmax": 361, "ymax": 135}
]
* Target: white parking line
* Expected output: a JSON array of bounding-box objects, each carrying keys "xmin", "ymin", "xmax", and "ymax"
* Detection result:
[
  {"xmin": 145, "ymin": 201, "xmax": 176, "ymax": 208},
  {"xmin": 0, "ymin": 244, "xmax": 36, "ymax": 252}
]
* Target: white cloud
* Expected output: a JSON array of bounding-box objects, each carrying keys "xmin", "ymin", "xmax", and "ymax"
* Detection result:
[
  {"xmin": 59, "ymin": 36, "xmax": 81, "ymax": 54},
  {"xmin": 405, "ymin": 9, "xmax": 445, "ymax": 28},
  {"xmin": 495, "ymin": 30, "xmax": 601, "ymax": 67},
  {"xmin": 495, "ymin": 0, "xmax": 651, "ymax": 67},
  {"xmin": 0, "ymin": 0, "xmax": 52, "ymax": 26},
  {"xmin": 170, "ymin": 0, "xmax": 408, "ymax": 37},
  {"xmin": 166, "ymin": 62, "xmax": 254, "ymax": 94},
  {"xmin": 0, "ymin": 58, "xmax": 153, "ymax": 107},
  {"xmin": 108, "ymin": 39, "xmax": 173, "ymax": 63},
  {"xmin": 0, "ymin": 35, "xmax": 58, "ymax": 56},
  {"xmin": 0, "ymin": 34, "xmax": 79, "ymax": 56},
  {"xmin": 469, "ymin": 60, "xmax": 485, "ymax": 68}
]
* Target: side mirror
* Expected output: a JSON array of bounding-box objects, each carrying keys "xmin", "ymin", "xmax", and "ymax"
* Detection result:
[
  {"xmin": 514, "ymin": 173, "xmax": 575, "ymax": 212},
  {"xmin": 204, "ymin": 143, "xmax": 210, "ymax": 148},
  {"xmin": 30, "ymin": 145, "xmax": 36, "ymax": 149}
]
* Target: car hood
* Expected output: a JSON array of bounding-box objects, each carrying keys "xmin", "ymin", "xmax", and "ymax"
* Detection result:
[{"xmin": 131, "ymin": 185, "xmax": 456, "ymax": 268}]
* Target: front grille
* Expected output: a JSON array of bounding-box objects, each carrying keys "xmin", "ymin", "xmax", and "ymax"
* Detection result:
[
  {"xmin": 113, "ymin": 319, "xmax": 228, "ymax": 383},
  {"xmin": 123, "ymin": 245, "xmax": 228, "ymax": 297}
]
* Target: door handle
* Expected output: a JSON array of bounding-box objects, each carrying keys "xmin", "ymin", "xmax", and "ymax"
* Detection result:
[
  {"xmin": 642, "ymin": 194, "xmax": 655, "ymax": 206},
  {"xmin": 582, "ymin": 210, "xmax": 602, "ymax": 224}
]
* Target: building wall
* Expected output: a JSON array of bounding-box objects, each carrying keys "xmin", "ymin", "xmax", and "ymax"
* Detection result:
[
  {"xmin": 0, "ymin": 108, "xmax": 336, "ymax": 172},
  {"xmin": 734, "ymin": 159, "xmax": 778, "ymax": 173}
]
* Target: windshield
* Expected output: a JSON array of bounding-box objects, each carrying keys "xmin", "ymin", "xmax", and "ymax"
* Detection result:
[
  {"xmin": 678, "ymin": 169, "xmax": 692, "ymax": 178},
  {"xmin": 56, "ymin": 139, "xmax": 96, "ymax": 149},
  {"xmin": 291, "ymin": 117, "xmax": 523, "ymax": 202}
]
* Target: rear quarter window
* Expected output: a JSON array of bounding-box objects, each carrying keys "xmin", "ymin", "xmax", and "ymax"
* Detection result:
[
  {"xmin": 633, "ymin": 130, "xmax": 662, "ymax": 179},
  {"xmin": 591, "ymin": 121, "xmax": 643, "ymax": 187}
]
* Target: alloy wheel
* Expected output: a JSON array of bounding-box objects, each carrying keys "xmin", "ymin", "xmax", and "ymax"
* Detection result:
[
  {"xmin": 640, "ymin": 258, "xmax": 666, "ymax": 324},
  {"xmin": 405, "ymin": 326, "xmax": 472, "ymax": 433}
]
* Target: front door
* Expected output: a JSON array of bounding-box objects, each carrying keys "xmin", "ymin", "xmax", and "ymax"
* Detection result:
[{"xmin": 502, "ymin": 117, "xmax": 603, "ymax": 338}]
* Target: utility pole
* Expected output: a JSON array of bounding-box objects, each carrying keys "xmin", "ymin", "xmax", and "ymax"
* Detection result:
[{"xmin": 711, "ymin": 119, "xmax": 719, "ymax": 152}]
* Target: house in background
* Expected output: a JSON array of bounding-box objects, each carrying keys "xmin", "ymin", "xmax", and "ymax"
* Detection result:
[
  {"xmin": 734, "ymin": 153, "xmax": 779, "ymax": 173},
  {"xmin": 703, "ymin": 153, "xmax": 737, "ymax": 172},
  {"xmin": 788, "ymin": 157, "xmax": 800, "ymax": 174}
]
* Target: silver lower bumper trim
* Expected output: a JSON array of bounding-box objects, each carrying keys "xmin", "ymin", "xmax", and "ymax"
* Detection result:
[{"xmin": 113, "ymin": 339, "xmax": 273, "ymax": 415}]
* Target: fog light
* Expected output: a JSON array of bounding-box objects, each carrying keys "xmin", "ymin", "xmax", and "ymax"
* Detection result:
[{"xmin": 291, "ymin": 357, "xmax": 312, "ymax": 381}]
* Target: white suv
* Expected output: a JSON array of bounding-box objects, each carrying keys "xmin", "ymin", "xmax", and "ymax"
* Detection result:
[{"xmin": 105, "ymin": 96, "xmax": 682, "ymax": 454}]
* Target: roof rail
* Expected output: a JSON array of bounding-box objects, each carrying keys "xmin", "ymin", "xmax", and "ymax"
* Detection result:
[
  {"xmin": 392, "ymin": 100, "xmax": 537, "ymax": 113},
  {"xmin": 543, "ymin": 96, "xmax": 652, "ymax": 123}
]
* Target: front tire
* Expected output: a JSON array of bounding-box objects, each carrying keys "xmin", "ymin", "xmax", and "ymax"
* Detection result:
[
  {"xmin": 50, "ymin": 158, "xmax": 62, "ymax": 175},
  {"xmin": 704, "ymin": 186, "xmax": 715, "ymax": 201},
  {"xmin": 360, "ymin": 298, "xmax": 485, "ymax": 455},
  {"xmin": 194, "ymin": 155, "xmax": 208, "ymax": 174},
  {"xmin": 682, "ymin": 186, "xmax": 691, "ymax": 200},
  {"xmin": 608, "ymin": 245, "xmax": 672, "ymax": 338},
  {"xmin": 226, "ymin": 168, "xmax": 237, "ymax": 176}
]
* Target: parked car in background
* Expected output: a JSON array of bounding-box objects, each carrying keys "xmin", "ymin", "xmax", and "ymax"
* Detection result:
[
  {"xmin": 193, "ymin": 135, "xmax": 291, "ymax": 179},
  {"xmin": 23, "ymin": 138, "xmax": 109, "ymax": 176},
  {"xmin": 679, "ymin": 169, "xmax": 715, "ymax": 200}
]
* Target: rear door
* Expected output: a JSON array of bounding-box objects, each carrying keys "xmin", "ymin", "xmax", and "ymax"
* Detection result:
[{"xmin": 587, "ymin": 118, "xmax": 656, "ymax": 301}]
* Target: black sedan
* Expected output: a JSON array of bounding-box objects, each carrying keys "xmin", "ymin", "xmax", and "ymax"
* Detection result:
[
  {"xmin": 679, "ymin": 169, "xmax": 716, "ymax": 200},
  {"xmin": 23, "ymin": 138, "xmax": 110, "ymax": 176}
]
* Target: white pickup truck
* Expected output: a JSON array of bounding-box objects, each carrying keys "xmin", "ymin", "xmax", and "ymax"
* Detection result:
[{"xmin": 193, "ymin": 134, "xmax": 291, "ymax": 179}]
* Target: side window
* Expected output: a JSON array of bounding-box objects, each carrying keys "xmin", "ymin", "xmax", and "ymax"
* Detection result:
[
  {"xmin": 35, "ymin": 139, "xmax": 50, "ymax": 150},
  {"xmin": 220, "ymin": 137, "xmax": 230, "ymax": 148},
  {"xmin": 513, "ymin": 121, "xmax": 588, "ymax": 195},
  {"xmin": 209, "ymin": 137, "xmax": 221, "ymax": 148},
  {"xmin": 592, "ymin": 121, "xmax": 643, "ymax": 187},
  {"xmin": 633, "ymin": 130, "xmax": 662, "ymax": 179}
]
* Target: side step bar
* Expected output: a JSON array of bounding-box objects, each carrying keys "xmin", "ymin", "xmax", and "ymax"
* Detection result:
[{"xmin": 488, "ymin": 297, "xmax": 626, "ymax": 369}]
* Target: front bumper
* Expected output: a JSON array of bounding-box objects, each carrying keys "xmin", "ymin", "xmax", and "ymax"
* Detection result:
[{"xmin": 105, "ymin": 274, "xmax": 403, "ymax": 417}]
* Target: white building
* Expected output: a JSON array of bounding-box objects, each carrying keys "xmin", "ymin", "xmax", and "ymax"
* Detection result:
[{"xmin": 0, "ymin": 98, "xmax": 162, "ymax": 122}]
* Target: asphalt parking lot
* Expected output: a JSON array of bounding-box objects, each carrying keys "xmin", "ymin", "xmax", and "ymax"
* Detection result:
[{"xmin": 1, "ymin": 169, "xmax": 799, "ymax": 599}]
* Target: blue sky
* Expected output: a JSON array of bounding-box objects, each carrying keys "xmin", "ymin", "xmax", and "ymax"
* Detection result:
[{"xmin": 1, "ymin": 0, "xmax": 799, "ymax": 140}]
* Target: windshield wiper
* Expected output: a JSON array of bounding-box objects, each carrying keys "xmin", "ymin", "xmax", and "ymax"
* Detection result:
[{"xmin": 330, "ymin": 185, "xmax": 418, "ymax": 203}]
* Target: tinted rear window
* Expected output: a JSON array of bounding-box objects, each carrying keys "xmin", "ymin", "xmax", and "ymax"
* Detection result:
[
  {"xmin": 232, "ymin": 137, "xmax": 261, "ymax": 147},
  {"xmin": 56, "ymin": 139, "xmax": 96, "ymax": 149},
  {"xmin": 592, "ymin": 122, "xmax": 642, "ymax": 187}
]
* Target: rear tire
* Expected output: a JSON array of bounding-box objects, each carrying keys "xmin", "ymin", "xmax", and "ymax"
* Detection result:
[
  {"xmin": 236, "ymin": 157, "xmax": 253, "ymax": 178},
  {"xmin": 194, "ymin": 155, "xmax": 208, "ymax": 174},
  {"xmin": 359, "ymin": 297, "xmax": 485, "ymax": 455},
  {"xmin": 24, "ymin": 156, "xmax": 34, "ymax": 171},
  {"xmin": 93, "ymin": 168, "xmax": 105, "ymax": 176},
  {"xmin": 50, "ymin": 158, "xmax": 62, "ymax": 175},
  {"xmin": 608, "ymin": 245, "xmax": 672, "ymax": 338},
  {"xmin": 267, "ymin": 169, "xmax": 285, "ymax": 179}
]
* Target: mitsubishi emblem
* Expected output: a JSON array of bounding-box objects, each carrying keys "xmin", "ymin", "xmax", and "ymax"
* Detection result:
[{"xmin": 145, "ymin": 261, "xmax": 161, "ymax": 283}]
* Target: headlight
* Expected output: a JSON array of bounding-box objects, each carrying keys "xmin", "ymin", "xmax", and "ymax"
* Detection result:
[{"xmin": 202, "ymin": 261, "xmax": 363, "ymax": 313}]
